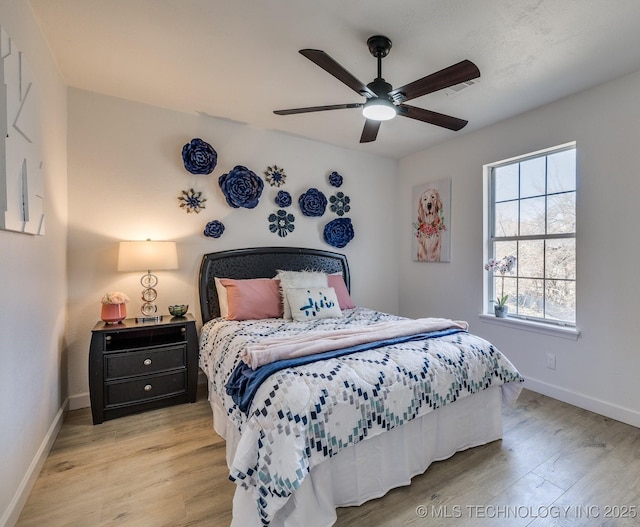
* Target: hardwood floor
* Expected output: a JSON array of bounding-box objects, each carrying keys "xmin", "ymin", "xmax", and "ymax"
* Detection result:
[{"xmin": 16, "ymin": 388, "xmax": 640, "ymax": 526}]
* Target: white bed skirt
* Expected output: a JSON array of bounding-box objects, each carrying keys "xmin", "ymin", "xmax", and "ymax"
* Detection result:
[{"xmin": 209, "ymin": 384, "xmax": 510, "ymax": 527}]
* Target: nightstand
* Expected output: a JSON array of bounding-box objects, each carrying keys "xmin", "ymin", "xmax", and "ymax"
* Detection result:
[{"xmin": 89, "ymin": 314, "xmax": 198, "ymax": 424}]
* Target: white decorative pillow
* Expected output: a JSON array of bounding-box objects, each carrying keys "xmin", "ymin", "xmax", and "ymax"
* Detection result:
[
  {"xmin": 214, "ymin": 277, "xmax": 229, "ymax": 318},
  {"xmin": 276, "ymin": 270, "xmax": 328, "ymax": 319},
  {"xmin": 286, "ymin": 287, "xmax": 342, "ymax": 321}
]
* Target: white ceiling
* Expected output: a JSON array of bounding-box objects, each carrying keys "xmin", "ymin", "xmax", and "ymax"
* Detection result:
[{"xmin": 29, "ymin": 0, "xmax": 640, "ymax": 159}]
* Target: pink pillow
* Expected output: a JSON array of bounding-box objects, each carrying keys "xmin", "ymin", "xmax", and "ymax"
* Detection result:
[
  {"xmin": 219, "ymin": 278, "xmax": 283, "ymax": 321},
  {"xmin": 328, "ymin": 274, "xmax": 355, "ymax": 309}
]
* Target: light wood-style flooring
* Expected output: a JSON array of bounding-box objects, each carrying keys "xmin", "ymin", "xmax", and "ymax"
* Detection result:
[{"xmin": 16, "ymin": 387, "xmax": 640, "ymax": 526}]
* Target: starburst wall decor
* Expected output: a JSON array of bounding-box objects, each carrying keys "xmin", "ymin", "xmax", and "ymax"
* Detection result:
[
  {"xmin": 178, "ymin": 188, "xmax": 206, "ymax": 213},
  {"xmin": 264, "ymin": 165, "xmax": 287, "ymax": 187}
]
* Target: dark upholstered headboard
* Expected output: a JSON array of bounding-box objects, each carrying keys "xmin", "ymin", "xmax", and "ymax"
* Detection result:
[{"xmin": 198, "ymin": 247, "xmax": 350, "ymax": 323}]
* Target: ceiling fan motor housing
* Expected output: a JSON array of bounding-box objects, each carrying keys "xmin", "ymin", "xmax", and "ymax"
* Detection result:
[
  {"xmin": 367, "ymin": 78, "xmax": 393, "ymax": 99},
  {"xmin": 367, "ymin": 35, "xmax": 392, "ymax": 58},
  {"xmin": 366, "ymin": 36, "xmax": 394, "ymax": 102}
]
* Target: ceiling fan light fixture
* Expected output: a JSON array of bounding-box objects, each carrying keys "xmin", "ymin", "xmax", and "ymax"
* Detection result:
[
  {"xmin": 362, "ymin": 98, "xmax": 396, "ymax": 121},
  {"xmin": 275, "ymin": 37, "xmax": 480, "ymax": 142}
]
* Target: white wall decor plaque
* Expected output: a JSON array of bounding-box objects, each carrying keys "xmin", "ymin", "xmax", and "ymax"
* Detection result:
[{"xmin": 0, "ymin": 26, "xmax": 45, "ymax": 235}]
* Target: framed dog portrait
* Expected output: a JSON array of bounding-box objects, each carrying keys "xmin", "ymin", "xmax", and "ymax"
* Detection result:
[{"xmin": 412, "ymin": 178, "xmax": 451, "ymax": 262}]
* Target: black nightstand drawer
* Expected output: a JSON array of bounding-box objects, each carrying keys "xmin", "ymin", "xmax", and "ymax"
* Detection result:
[
  {"xmin": 90, "ymin": 314, "xmax": 198, "ymax": 424},
  {"xmin": 104, "ymin": 325, "xmax": 187, "ymax": 352},
  {"xmin": 105, "ymin": 371, "xmax": 186, "ymax": 406},
  {"xmin": 105, "ymin": 345, "xmax": 186, "ymax": 379}
]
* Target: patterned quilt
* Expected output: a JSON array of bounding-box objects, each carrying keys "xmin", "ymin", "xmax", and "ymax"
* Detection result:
[{"xmin": 199, "ymin": 308, "xmax": 523, "ymax": 525}]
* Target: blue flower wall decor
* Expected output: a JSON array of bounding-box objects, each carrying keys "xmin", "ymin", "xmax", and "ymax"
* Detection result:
[
  {"xmin": 275, "ymin": 190, "xmax": 292, "ymax": 208},
  {"xmin": 182, "ymin": 138, "xmax": 217, "ymax": 174},
  {"xmin": 204, "ymin": 220, "xmax": 225, "ymax": 238},
  {"xmin": 178, "ymin": 188, "xmax": 206, "ymax": 213},
  {"xmin": 328, "ymin": 171, "xmax": 343, "ymax": 187},
  {"xmin": 329, "ymin": 192, "xmax": 351, "ymax": 216},
  {"xmin": 269, "ymin": 210, "xmax": 295, "ymax": 237},
  {"xmin": 323, "ymin": 217, "xmax": 355, "ymax": 248},
  {"xmin": 218, "ymin": 165, "xmax": 264, "ymax": 209},
  {"xmin": 298, "ymin": 187, "xmax": 327, "ymax": 217},
  {"xmin": 265, "ymin": 165, "xmax": 287, "ymax": 187}
]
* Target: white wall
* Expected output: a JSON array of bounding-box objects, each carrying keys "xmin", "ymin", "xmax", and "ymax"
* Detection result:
[
  {"xmin": 66, "ymin": 89, "xmax": 399, "ymax": 407},
  {"xmin": 398, "ymin": 69, "xmax": 640, "ymax": 427},
  {"xmin": 0, "ymin": 2, "xmax": 68, "ymax": 525}
]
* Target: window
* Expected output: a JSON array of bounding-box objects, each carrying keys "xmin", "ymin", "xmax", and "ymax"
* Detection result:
[{"xmin": 486, "ymin": 143, "xmax": 576, "ymax": 325}]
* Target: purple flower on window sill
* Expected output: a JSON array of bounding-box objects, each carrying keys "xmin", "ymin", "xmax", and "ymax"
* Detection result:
[
  {"xmin": 323, "ymin": 217, "xmax": 354, "ymax": 248},
  {"xmin": 328, "ymin": 171, "xmax": 343, "ymax": 188},
  {"xmin": 218, "ymin": 165, "xmax": 264, "ymax": 209},
  {"xmin": 275, "ymin": 190, "xmax": 292, "ymax": 208},
  {"xmin": 269, "ymin": 210, "xmax": 295, "ymax": 238},
  {"xmin": 182, "ymin": 138, "xmax": 217, "ymax": 175},
  {"xmin": 204, "ymin": 220, "xmax": 225, "ymax": 238},
  {"xmin": 298, "ymin": 187, "xmax": 327, "ymax": 217}
]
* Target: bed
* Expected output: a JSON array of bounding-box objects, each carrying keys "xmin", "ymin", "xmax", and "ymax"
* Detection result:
[{"xmin": 198, "ymin": 246, "xmax": 523, "ymax": 526}]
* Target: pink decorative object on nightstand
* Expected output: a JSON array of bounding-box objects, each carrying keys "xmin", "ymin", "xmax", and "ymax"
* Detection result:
[{"xmin": 100, "ymin": 303, "xmax": 126, "ymax": 324}]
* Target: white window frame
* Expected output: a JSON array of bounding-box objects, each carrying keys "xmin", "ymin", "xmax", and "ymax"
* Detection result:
[{"xmin": 482, "ymin": 142, "xmax": 579, "ymax": 340}]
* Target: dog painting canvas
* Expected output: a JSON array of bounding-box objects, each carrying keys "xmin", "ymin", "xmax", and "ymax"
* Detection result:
[{"xmin": 412, "ymin": 179, "xmax": 451, "ymax": 262}]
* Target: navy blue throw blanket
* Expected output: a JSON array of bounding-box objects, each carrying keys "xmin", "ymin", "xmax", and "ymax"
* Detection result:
[{"xmin": 226, "ymin": 328, "xmax": 464, "ymax": 414}]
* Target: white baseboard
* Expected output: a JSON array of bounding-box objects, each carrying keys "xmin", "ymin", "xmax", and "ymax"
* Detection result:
[
  {"xmin": 1, "ymin": 397, "xmax": 69, "ymax": 527},
  {"xmin": 68, "ymin": 391, "xmax": 90, "ymax": 410},
  {"xmin": 524, "ymin": 377, "xmax": 640, "ymax": 428}
]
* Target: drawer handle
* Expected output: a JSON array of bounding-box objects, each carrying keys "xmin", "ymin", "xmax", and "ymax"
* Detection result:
[
  {"xmin": 143, "ymin": 358, "xmax": 152, "ymax": 366},
  {"xmin": 181, "ymin": 327, "xmax": 186, "ymax": 334},
  {"xmin": 144, "ymin": 384, "xmax": 152, "ymax": 392}
]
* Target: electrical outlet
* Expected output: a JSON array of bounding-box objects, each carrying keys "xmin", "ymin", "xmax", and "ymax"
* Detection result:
[{"xmin": 546, "ymin": 353, "xmax": 556, "ymax": 370}]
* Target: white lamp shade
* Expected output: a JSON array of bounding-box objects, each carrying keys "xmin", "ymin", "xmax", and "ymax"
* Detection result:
[{"xmin": 117, "ymin": 241, "xmax": 178, "ymax": 272}]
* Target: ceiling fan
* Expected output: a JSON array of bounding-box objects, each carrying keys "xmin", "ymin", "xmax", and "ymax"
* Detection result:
[{"xmin": 274, "ymin": 35, "xmax": 480, "ymax": 143}]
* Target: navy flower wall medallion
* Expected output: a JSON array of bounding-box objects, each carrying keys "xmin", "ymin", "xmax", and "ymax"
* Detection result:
[
  {"xmin": 204, "ymin": 220, "xmax": 225, "ymax": 238},
  {"xmin": 298, "ymin": 187, "xmax": 327, "ymax": 217},
  {"xmin": 329, "ymin": 171, "xmax": 343, "ymax": 188},
  {"xmin": 275, "ymin": 190, "xmax": 292, "ymax": 208},
  {"xmin": 324, "ymin": 217, "xmax": 355, "ymax": 248},
  {"xmin": 269, "ymin": 210, "xmax": 295, "ymax": 238},
  {"xmin": 182, "ymin": 138, "xmax": 217, "ymax": 174},
  {"xmin": 218, "ymin": 165, "xmax": 264, "ymax": 208},
  {"xmin": 265, "ymin": 165, "xmax": 287, "ymax": 187},
  {"xmin": 178, "ymin": 188, "xmax": 206, "ymax": 213},
  {"xmin": 330, "ymin": 192, "xmax": 351, "ymax": 216}
]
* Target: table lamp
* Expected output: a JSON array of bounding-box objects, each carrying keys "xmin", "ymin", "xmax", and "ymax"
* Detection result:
[{"xmin": 117, "ymin": 240, "xmax": 178, "ymax": 321}]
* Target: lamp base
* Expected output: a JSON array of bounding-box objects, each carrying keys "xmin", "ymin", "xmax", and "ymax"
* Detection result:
[{"xmin": 135, "ymin": 315, "xmax": 164, "ymax": 323}]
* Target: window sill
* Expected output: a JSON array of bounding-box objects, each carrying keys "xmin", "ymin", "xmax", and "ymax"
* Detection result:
[{"xmin": 478, "ymin": 314, "xmax": 580, "ymax": 340}]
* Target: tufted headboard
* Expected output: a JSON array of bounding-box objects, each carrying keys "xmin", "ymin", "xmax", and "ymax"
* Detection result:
[{"xmin": 198, "ymin": 246, "xmax": 350, "ymax": 323}]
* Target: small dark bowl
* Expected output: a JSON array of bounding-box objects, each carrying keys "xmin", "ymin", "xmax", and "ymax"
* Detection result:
[{"xmin": 168, "ymin": 304, "xmax": 188, "ymax": 317}]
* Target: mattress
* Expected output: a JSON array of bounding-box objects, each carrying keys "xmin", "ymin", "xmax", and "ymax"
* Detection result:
[{"xmin": 199, "ymin": 307, "xmax": 523, "ymax": 525}]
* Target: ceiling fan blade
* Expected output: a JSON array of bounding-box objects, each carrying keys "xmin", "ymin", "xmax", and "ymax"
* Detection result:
[
  {"xmin": 389, "ymin": 60, "xmax": 480, "ymax": 103},
  {"xmin": 360, "ymin": 119, "xmax": 381, "ymax": 143},
  {"xmin": 300, "ymin": 49, "xmax": 375, "ymax": 98},
  {"xmin": 398, "ymin": 104, "xmax": 468, "ymax": 131},
  {"xmin": 274, "ymin": 103, "xmax": 363, "ymax": 115}
]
